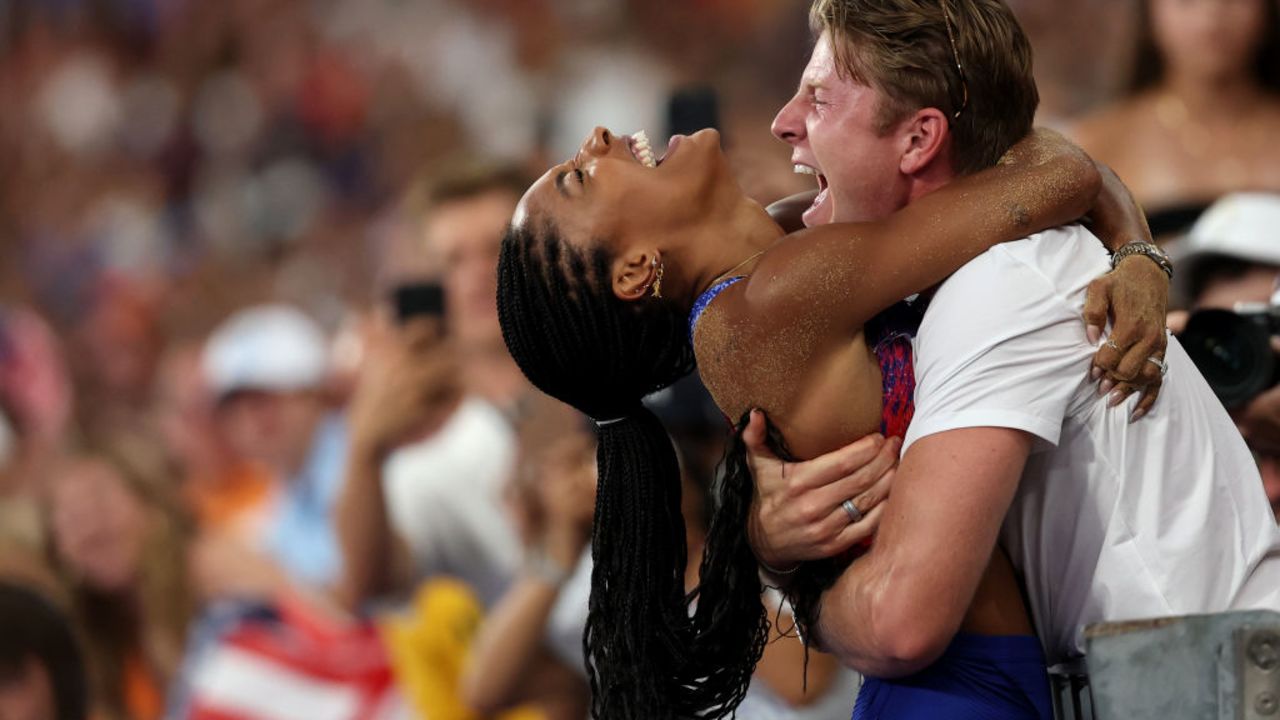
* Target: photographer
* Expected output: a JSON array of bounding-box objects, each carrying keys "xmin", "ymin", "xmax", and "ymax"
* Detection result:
[{"xmin": 1173, "ymin": 193, "xmax": 1280, "ymax": 519}]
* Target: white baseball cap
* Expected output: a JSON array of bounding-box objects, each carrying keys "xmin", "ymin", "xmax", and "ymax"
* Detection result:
[
  {"xmin": 1171, "ymin": 193, "xmax": 1280, "ymax": 301},
  {"xmin": 202, "ymin": 304, "xmax": 329, "ymax": 400}
]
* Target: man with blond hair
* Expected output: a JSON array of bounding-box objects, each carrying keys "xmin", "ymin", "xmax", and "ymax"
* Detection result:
[{"xmin": 747, "ymin": 0, "xmax": 1280, "ymax": 710}]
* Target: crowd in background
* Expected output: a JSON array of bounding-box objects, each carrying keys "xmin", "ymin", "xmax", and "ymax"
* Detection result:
[{"xmin": 1, "ymin": 0, "xmax": 1279, "ymax": 718}]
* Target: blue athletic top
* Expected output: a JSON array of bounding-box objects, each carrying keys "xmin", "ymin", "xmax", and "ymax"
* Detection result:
[{"xmin": 688, "ymin": 279, "xmax": 1052, "ymax": 720}]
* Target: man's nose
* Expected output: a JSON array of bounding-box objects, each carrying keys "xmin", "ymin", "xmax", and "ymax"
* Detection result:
[{"xmin": 771, "ymin": 97, "xmax": 803, "ymax": 144}]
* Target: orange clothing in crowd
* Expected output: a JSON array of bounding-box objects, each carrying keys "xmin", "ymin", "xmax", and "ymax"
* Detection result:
[
  {"xmin": 185, "ymin": 463, "xmax": 274, "ymax": 533},
  {"xmin": 123, "ymin": 651, "xmax": 163, "ymax": 720}
]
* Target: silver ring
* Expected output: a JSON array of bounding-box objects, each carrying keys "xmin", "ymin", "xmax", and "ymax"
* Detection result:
[
  {"xmin": 1104, "ymin": 339, "xmax": 1121, "ymax": 351},
  {"xmin": 1147, "ymin": 355, "xmax": 1168, "ymax": 376},
  {"xmin": 841, "ymin": 498, "xmax": 862, "ymax": 524}
]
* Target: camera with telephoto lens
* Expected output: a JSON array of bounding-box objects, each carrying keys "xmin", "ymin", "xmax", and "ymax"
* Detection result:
[{"xmin": 1179, "ymin": 302, "xmax": 1280, "ymax": 409}]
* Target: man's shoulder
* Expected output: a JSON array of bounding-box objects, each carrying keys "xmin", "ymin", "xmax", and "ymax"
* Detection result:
[
  {"xmin": 926, "ymin": 224, "xmax": 1107, "ymax": 314},
  {"xmin": 913, "ymin": 224, "xmax": 1105, "ymax": 365}
]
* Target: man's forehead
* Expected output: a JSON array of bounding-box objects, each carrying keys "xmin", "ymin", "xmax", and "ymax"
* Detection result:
[{"xmin": 800, "ymin": 35, "xmax": 857, "ymax": 90}]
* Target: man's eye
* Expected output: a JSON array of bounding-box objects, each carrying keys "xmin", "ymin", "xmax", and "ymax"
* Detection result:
[{"xmin": 574, "ymin": 169, "xmax": 584, "ymax": 183}]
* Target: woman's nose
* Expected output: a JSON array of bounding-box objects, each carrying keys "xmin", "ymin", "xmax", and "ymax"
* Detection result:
[{"xmin": 583, "ymin": 126, "xmax": 613, "ymax": 156}]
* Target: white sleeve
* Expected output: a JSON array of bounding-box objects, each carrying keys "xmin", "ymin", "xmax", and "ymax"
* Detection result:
[{"xmin": 904, "ymin": 241, "xmax": 1097, "ymax": 453}]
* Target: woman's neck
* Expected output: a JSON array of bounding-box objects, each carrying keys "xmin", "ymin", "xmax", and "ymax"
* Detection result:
[{"xmin": 661, "ymin": 200, "xmax": 784, "ymax": 311}]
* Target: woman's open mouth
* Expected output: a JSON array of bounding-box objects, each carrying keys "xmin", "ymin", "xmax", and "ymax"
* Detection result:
[{"xmin": 627, "ymin": 131, "xmax": 657, "ymax": 167}]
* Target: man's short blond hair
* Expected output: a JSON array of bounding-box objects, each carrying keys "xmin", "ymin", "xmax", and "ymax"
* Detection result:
[{"xmin": 809, "ymin": 0, "xmax": 1038, "ymax": 175}]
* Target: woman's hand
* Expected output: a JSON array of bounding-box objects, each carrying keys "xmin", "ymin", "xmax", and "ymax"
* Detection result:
[
  {"xmin": 1084, "ymin": 255, "xmax": 1171, "ymax": 421},
  {"xmin": 743, "ymin": 410, "xmax": 896, "ymax": 575}
]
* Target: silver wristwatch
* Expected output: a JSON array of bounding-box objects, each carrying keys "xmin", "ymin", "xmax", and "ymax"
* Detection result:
[{"xmin": 1110, "ymin": 241, "xmax": 1173, "ymax": 279}]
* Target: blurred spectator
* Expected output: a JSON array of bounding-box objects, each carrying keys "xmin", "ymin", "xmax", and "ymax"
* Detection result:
[
  {"xmin": 68, "ymin": 279, "xmax": 164, "ymax": 439},
  {"xmin": 408, "ymin": 163, "xmax": 532, "ymax": 411},
  {"xmin": 0, "ymin": 307, "xmax": 74, "ymax": 599},
  {"xmin": 1072, "ymin": 0, "xmax": 1280, "ymax": 239},
  {"xmin": 45, "ymin": 435, "xmax": 191, "ymax": 720},
  {"xmin": 459, "ymin": 424, "xmax": 594, "ymax": 719},
  {"xmin": 1170, "ymin": 193, "xmax": 1280, "ymax": 520},
  {"xmin": 153, "ymin": 342, "xmax": 272, "ymax": 542},
  {"xmin": 201, "ymin": 304, "xmax": 346, "ymax": 589},
  {"xmin": 335, "ymin": 164, "xmax": 532, "ymax": 612},
  {"xmin": 0, "ymin": 581, "xmax": 89, "ymax": 720}
]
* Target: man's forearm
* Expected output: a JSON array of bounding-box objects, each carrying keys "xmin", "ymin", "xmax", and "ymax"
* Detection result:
[
  {"xmin": 333, "ymin": 441, "xmax": 397, "ymax": 610},
  {"xmin": 809, "ymin": 428, "xmax": 1032, "ymax": 678},
  {"xmin": 812, "ymin": 547, "xmax": 948, "ymax": 678}
]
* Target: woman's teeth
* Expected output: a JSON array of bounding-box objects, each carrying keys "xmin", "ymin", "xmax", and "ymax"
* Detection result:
[
  {"xmin": 794, "ymin": 164, "xmax": 819, "ymax": 176},
  {"xmin": 632, "ymin": 130, "xmax": 658, "ymax": 168}
]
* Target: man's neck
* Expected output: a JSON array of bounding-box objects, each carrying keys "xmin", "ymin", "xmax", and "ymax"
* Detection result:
[{"xmin": 904, "ymin": 165, "xmax": 957, "ymax": 205}]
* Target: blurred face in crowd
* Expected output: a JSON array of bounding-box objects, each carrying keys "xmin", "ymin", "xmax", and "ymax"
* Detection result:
[
  {"xmin": 771, "ymin": 32, "xmax": 911, "ymax": 226},
  {"xmin": 1192, "ymin": 262, "xmax": 1280, "ymax": 515},
  {"xmin": 1151, "ymin": 0, "xmax": 1270, "ymax": 84},
  {"xmin": 214, "ymin": 390, "xmax": 325, "ymax": 477},
  {"xmin": 154, "ymin": 346, "xmax": 227, "ymax": 477},
  {"xmin": 0, "ymin": 659, "xmax": 55, "ymax": 720},
  {"xmin": 49, "ymin": 459, "xmax": 145, "ymax": 593},
  {"xmin": 426, "ymin": 190, "xmax": 519, "ymax": 349}
]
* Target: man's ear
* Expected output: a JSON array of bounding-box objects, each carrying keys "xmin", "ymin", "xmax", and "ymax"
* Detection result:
[
  {"xmin": 899, "ymin": 108, "xmax": 951, "ymax": 176},
  {"xmin": 612, "ymin": 248, "xmax": 660, "ymax": 302}
]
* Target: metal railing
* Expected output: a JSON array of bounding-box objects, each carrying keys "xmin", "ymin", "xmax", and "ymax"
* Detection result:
[{"xmin": 1075, "ymin": 610, "xmax": 1280, "ymax": 720}]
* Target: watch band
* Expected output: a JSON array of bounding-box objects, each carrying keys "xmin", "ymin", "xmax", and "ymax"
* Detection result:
[
  {"xmin": 523, "ymin": 548, "xmax": 574, "ymax": 588},
  {"xmin": 1111, "ymin": 241, "xmax": 1173, "ymax": 279}
]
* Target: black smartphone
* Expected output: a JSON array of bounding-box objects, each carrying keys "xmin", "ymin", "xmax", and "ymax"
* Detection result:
[{"xmin": 391, "ymin": 282, "xmax": 447, "ymax": 325}]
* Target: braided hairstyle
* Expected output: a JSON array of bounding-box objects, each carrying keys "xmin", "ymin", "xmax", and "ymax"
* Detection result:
[{"xmin": 497, "ymin": 219, "xmax": 769, "ymax": 719}]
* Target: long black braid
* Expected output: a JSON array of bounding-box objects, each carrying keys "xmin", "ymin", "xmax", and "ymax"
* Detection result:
[
  {"xmin": 719, "ymin": 413, "xmax": 851, "ymax": 673},
  {"xmin": 497, "ymin": 220, "xmax": 769, "ymax": 719}
]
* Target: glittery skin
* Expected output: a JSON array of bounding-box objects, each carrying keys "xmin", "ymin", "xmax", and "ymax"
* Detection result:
[
  {"xmin": 690, "ymin": 276, "xmax": 920, "ymax": 445},
  {"xmin": 688, "ymin": 276, "xmax": 744, "ymax": 345}
]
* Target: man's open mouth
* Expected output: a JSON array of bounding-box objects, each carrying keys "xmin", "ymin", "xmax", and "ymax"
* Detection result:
[{"xmin": 795, "ymin": 163, "xmax": 829, "ymax": 216}]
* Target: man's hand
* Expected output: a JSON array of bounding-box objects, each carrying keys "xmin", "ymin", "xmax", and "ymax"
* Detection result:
[
  {"xmin": 1084, "ymin": 255, "xmax": 1170, "ymax": 421},
  {"xmin": 744, "ymin": 409, "xmax": 897, "ymax": 573},
  {"xmin": 347, "ymin": 317, "xmax": 462, "ymax": 459}
]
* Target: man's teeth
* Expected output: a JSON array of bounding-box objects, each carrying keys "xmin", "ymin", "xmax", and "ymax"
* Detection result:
[
  {"xmin": 633, "ymin": 130, "xmax": 657, "ymax": 168},
  {"xmin": 794, "ymin": 164, "xmax": 819, "ymax": 176}
]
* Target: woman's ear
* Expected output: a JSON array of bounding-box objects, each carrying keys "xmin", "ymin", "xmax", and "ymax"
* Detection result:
[
  {"xmin": 899, "ymin": 107, "xmax": 951, "ymax": 176},
  {"xmin": 612, "ymin": 249, "xmax": 661, "ymax": 302}
]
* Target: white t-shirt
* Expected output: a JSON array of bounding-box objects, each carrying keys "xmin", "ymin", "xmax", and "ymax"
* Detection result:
[
  {"xmin": 382, "ymin": 398, "xmax": 521, "ymax": 607},
  {"xmin": 382, "ymin": 397, "xmax": 592, "ymax": 668},
  {"xmin": 905, "ymin": 224, "xmax": 1280, "ymax": 663}
]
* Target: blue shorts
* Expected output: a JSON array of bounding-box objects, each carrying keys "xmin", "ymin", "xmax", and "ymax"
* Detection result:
[{"xmin": 852, "ymin": 633, "xmax": 1051, "ymax": 720}]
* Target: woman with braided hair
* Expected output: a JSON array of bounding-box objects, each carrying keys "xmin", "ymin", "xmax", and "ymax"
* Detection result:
[{"xmin": 496, "ymin": 125, "xmax": 1165, "ymax": 720}]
